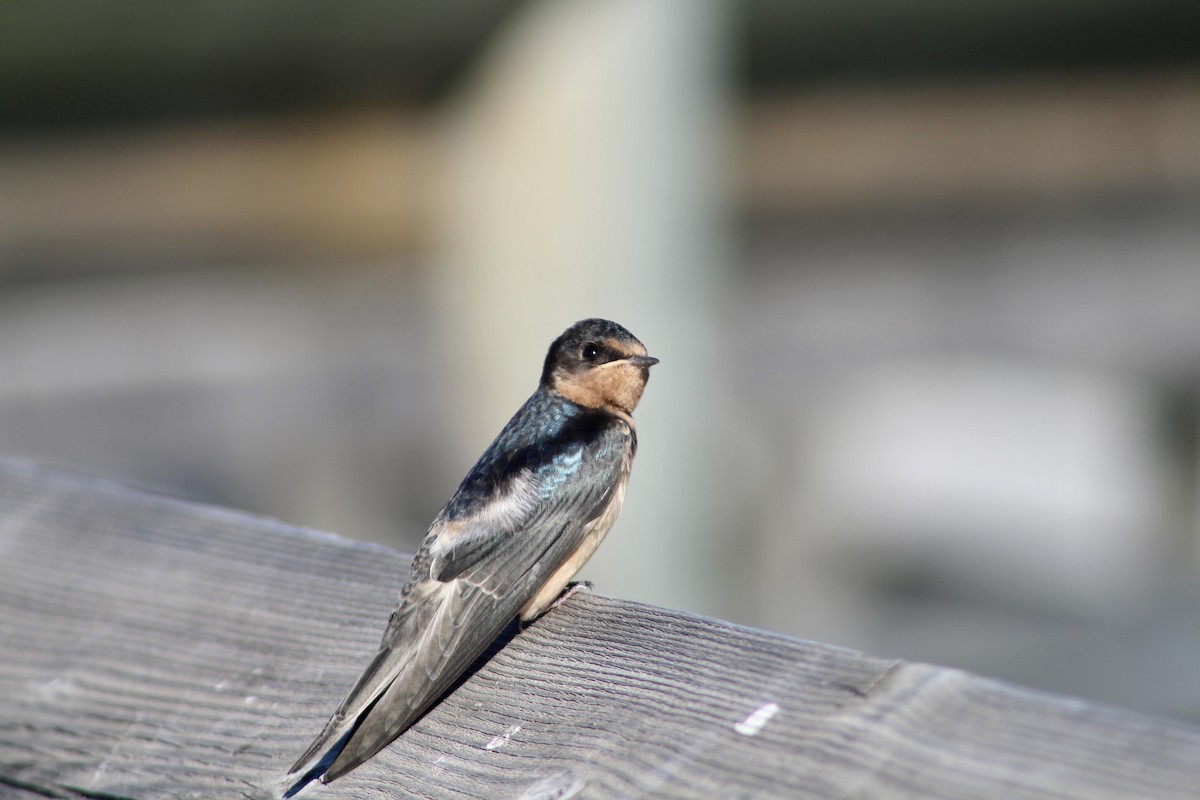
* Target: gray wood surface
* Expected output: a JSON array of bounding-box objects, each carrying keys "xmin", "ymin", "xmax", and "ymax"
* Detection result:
[{"xmin": 1, "ymin": 457, "xmax": 1198, "ymax": 800}]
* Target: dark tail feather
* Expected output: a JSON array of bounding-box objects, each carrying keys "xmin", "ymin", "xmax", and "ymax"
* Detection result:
[{"xmin": 282, "ymin": 728, "xmax": 354, "ymax": 798}]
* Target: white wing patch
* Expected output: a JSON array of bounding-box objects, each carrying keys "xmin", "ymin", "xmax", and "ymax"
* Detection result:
[
  {"xmin": 427, "ymin": 468, "xmax": 540, "ymax": 579},
  {"xmin": 474, "ymin": 468, "xmax": 540, "ymax": 530}
]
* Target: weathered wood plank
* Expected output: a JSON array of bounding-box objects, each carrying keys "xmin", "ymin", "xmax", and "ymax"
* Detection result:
[{"xmin": 1, "ymin": 457, "xmax": 1198, "ymax": 799}]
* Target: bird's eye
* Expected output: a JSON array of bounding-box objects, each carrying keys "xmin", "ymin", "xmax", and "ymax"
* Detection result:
[{"xmin": 582, "ymin": 343, "xmax": 600, "ymax": 361}]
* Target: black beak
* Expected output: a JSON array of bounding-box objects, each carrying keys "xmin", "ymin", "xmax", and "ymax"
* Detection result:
[{"xmin": 626, "ymin": 355, "xmax": 659, "ymax": 368}]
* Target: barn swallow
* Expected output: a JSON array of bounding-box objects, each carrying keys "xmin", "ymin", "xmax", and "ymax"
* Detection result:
[{"xmin": 284, "ymin": 318, "xmax": 657, "ymax": 795}]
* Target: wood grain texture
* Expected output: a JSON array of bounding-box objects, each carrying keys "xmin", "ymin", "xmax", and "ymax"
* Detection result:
[{"xmin": 1, "ymin": 457, "xmax": 1199, "ymax": 799}]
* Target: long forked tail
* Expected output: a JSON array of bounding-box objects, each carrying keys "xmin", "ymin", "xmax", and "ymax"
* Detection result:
[
  {"xmin": 284, "ymin": 734, "xmax": 350, "ymax": 796},
  {"xmin": 280, "ymin": 724, "xmax": 350, "ymax": 796},
  {"xmin": 282, "ymin": 715, "xmax": 360, "ymax": 797},
  {"xmin": 282, "ymin": 637, "xmax": 404, "ymax": 794}
]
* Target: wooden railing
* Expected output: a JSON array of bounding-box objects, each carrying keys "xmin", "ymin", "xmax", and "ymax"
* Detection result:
[{"xmin": 1, "ymin": 458, "xmax": 1197, "ymax": 799}]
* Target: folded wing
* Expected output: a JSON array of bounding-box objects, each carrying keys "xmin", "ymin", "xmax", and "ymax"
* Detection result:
[{"xmin": 286, "ymin": 414, "xmax": 631, "ymax": 790}]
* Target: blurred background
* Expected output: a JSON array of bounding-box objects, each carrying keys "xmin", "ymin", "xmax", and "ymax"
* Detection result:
[{"xmin": 4, "ymin": 0, "xmax": 1200, "ymax": 725}]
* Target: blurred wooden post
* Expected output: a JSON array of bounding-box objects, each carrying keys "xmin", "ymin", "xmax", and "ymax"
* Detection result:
[{"xmin": 436, "ymin": 0, "xmax": 728, "ymax": 615}]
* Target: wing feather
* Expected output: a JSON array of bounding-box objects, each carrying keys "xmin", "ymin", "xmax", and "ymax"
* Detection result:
[{"xmin": 286, "ymin": 404, "xmax": 632, "ymax": 791}]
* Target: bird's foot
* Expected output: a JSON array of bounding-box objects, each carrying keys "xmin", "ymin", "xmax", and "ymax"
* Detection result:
[
  {"xmin": 550, "ymin": 580, "xmax": 594, "ymax": 610},
  {"xmin": 518, "ymin": 581, "xmax": 595, "ymax": 631}
]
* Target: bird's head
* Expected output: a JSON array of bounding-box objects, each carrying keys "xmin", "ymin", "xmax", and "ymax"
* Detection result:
[{"xmin": 542, "ymin": 318, "xmax": 658, "ymax": 417}]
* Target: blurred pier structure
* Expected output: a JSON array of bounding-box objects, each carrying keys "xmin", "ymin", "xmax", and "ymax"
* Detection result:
[{"xmin": 3, "ymin": 0, "xmax": 1200, "ymax": 726}]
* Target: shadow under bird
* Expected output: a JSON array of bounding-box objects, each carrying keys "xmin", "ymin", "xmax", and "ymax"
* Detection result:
[{"xmin": 284, "ymin": 318, "xmax": 658, "ymax": 795}]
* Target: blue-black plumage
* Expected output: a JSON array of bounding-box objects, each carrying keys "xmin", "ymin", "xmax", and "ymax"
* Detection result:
[{"xmin": 284, "ymin": 318, "xmax": 657, "ymax": 794}]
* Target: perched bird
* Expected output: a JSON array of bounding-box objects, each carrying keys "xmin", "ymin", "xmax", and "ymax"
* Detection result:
[{"xmin": 284, "ymin": 318, "xmax": 657, "ymax": 794}]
